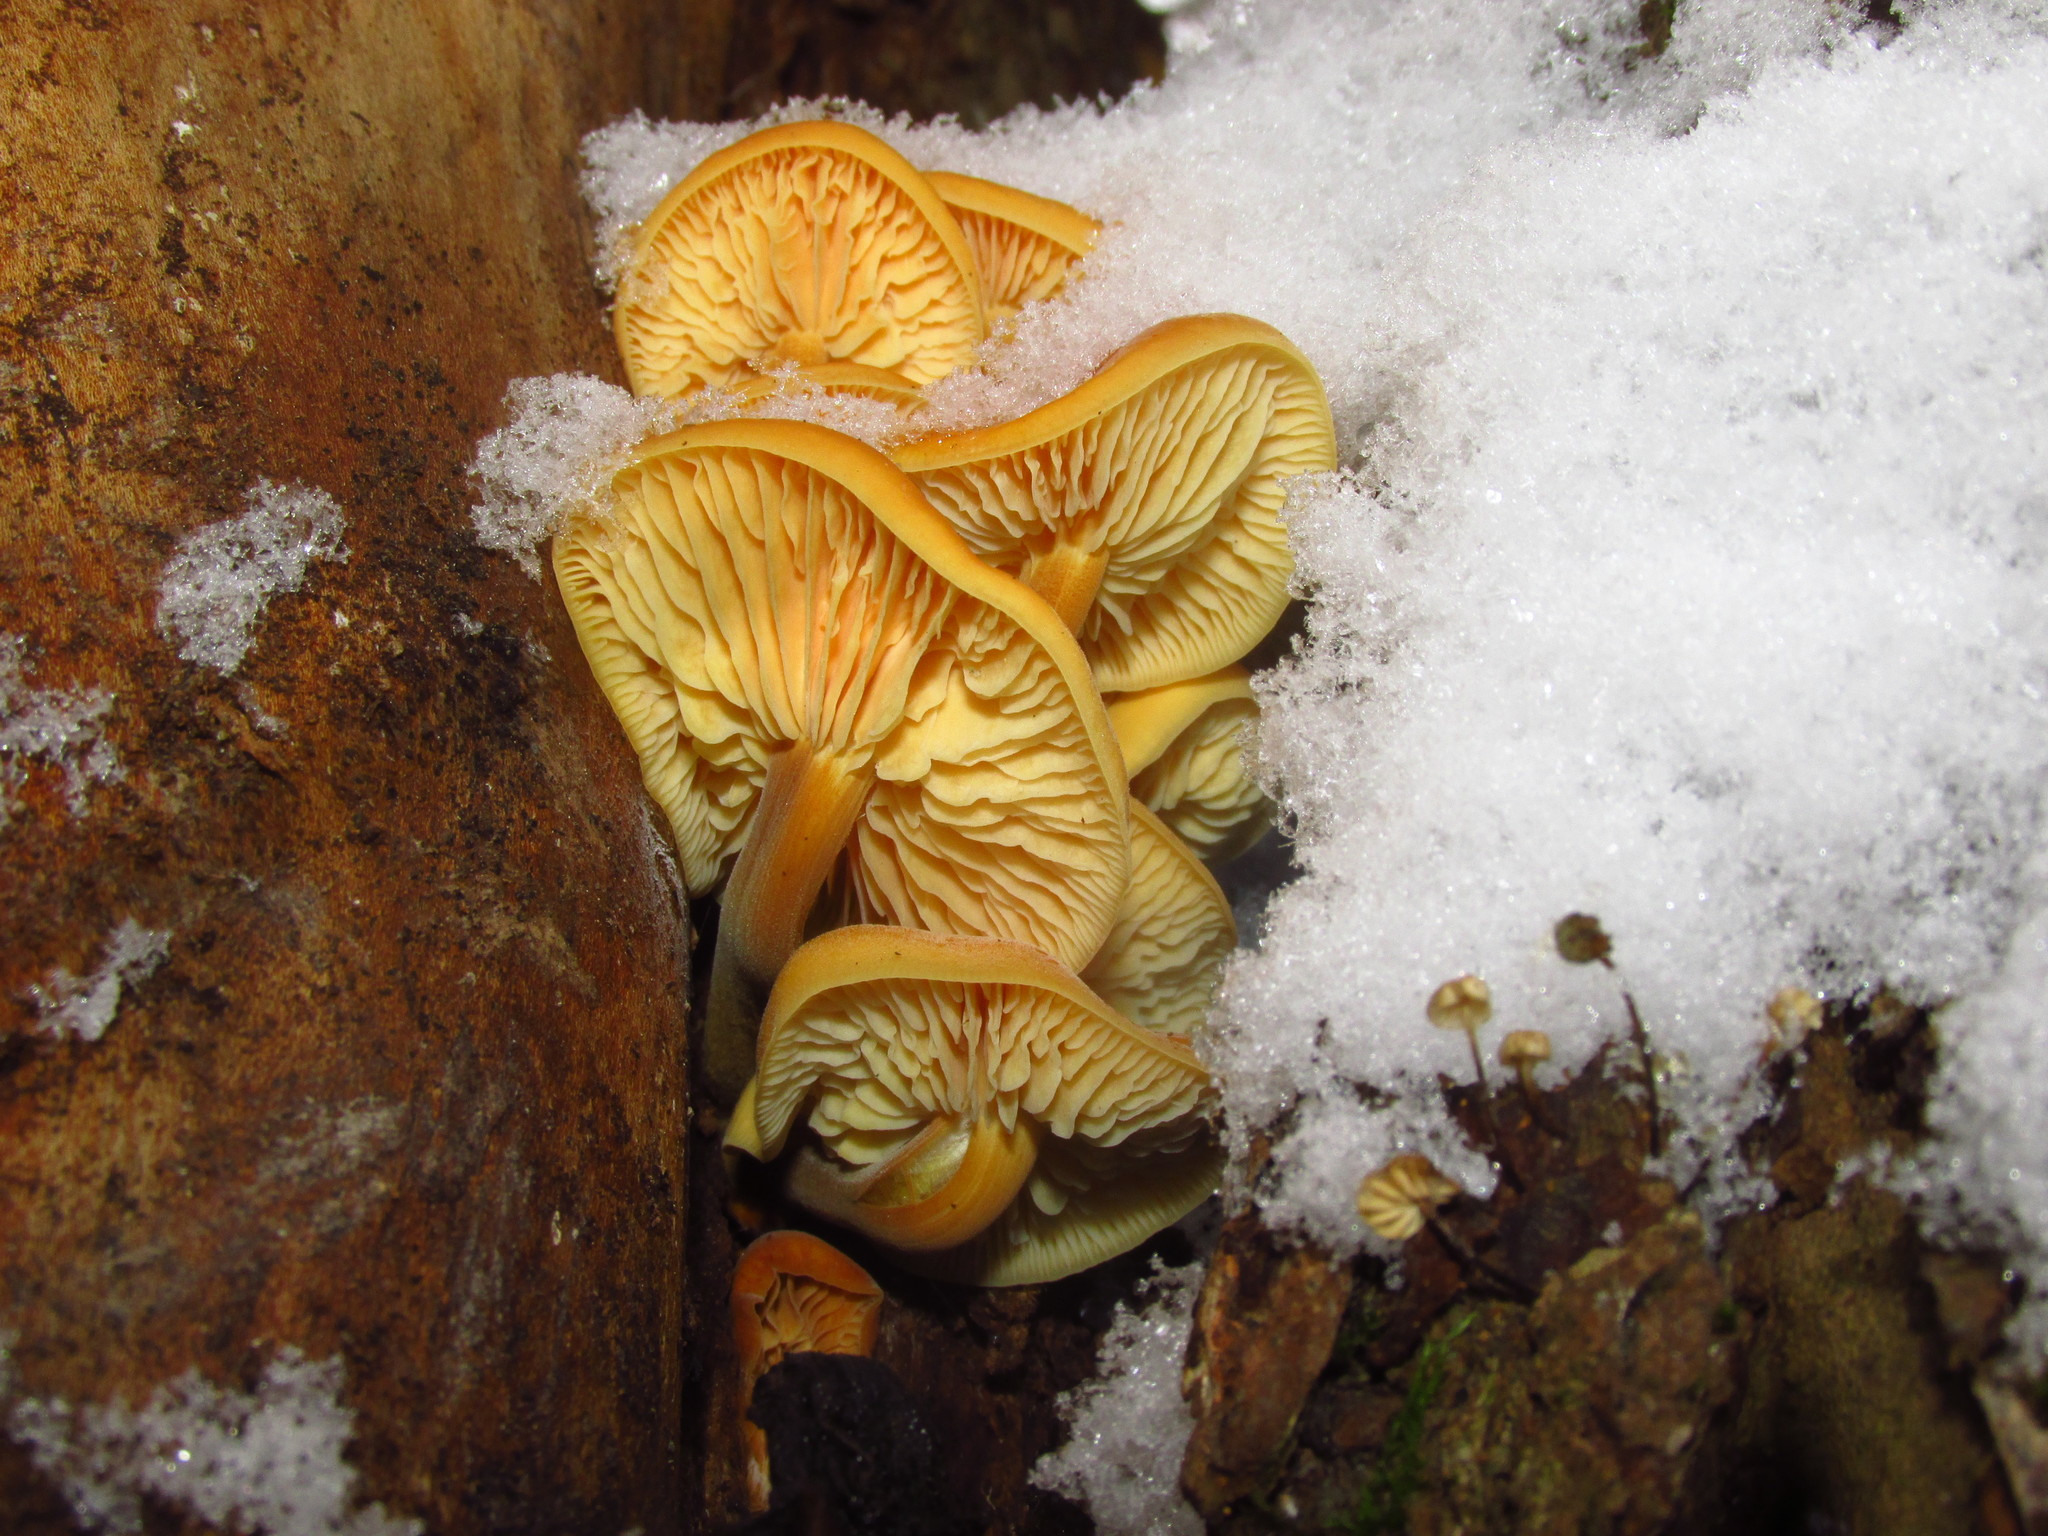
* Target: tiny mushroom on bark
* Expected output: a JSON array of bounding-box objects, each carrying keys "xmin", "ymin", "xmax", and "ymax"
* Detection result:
[
  {"xmin": 1355, "ymin": 1153, "xmax": 1462, "ymax": 1242},
  {"xmin": 892, "ymin": 313, "xmax": 1336, "ymax": 687},
  {"xmin": 725, "ymin": 926, "xmax": 1215, "ymax": 1268},
  {"xmin": 1105, "ymin": 663, "xmax": 1272, "ymax": 863},
  {"xmin": 922, "ymin": 171, "xmax": 1099, "ymax": 326},
  {"xmin": 553, "ymin": 417, "xmax": 1129, "ymax": 1100},
  {"xmin": 1081, "ymin": 801, "xmax": 1237, "ymax": 1037},
  {"xmin": 731, "ymin": 1230, "xmax": 883, "ymax": 1512},
  {"xmin": 615, "ymin": 121, "xmax": 985, "ymax": 398}
]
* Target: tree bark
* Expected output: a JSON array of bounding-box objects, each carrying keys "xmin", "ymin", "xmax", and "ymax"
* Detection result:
[{"xmin": 0, "ymin": 4, "xmax": 728, "ymax": 1532}]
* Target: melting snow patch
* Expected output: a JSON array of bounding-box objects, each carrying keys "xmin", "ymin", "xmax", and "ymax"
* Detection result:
[
  {"xmin": 1032, "ymin": 1261, "xmax": 1204, "ymax": 1536},
  {"xmin": 26, "ymin": 919, "xmax": 171, "ymax": 1044},
  {"xmin": 0, "ymin": 636, "xmax": 121, "ymax": 828},
  {"xmin": 157, "ymin": 481, "xmax": 348, "ymax": 674},
  {"xmin": 9, "ymin": 1348, "xmax": 418, "ymax": 1536}
]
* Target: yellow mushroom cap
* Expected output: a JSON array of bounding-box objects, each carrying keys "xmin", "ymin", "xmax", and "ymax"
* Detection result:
[
  {"xmin": 1081, "ymin": 802, "xmax": 1237, "ymax": 1037},
  {"xmin": 1499, "ymin": 1029, "xmax": 1552, "ymax": 1070},
  {"xmin": 923, "ymin": 171, "xmax": 1099, "ymax": 327},
  {"xmin": 731, "ymin": 1230, "xmax": 883, "ymax": 1511},
  {"xmin": 736, "ymin": 927, "xmax": 1213, "ymax": 1257},
  {"xmin": 553, "ymin": 416, "xmax": 1129, "ymax": 966},
  {"xmin": 554, "ymin": 417, "xmax": 1130, "ymax": 1098},
  {"xmin": 1427, "ymin": 975, "xmax": 1493, "ymax": 1034},
  {"xmin": 1355, "ymin": 1153, "xmax": 1462, "ymax": 1242},
  {"xmin": 1106, "ymin": 664, "xmax": 1271, "ymax": 863},
  {"xmin": 911, "ymin": 1129, "xmax": 1225, "ymax": 1287},
  {"xmin": 616, "ymin": 121, "xmax": 986, "ymax": 398},
  {"xmin": 892, "ymin": 313, "xmax": 1336, "ymax": 690}
]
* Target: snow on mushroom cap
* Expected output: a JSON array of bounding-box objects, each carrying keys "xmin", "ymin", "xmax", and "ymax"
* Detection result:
[
  {"xmin": 615, "ymin": 121, "xmax": 986, "ymax": 398},
  {"xmin": 551, "ymin": 416, "xmax": 1129, "ymax": 972},
  {"xmin": 892, "ymin": 313, "xmax": 1335, "ymax": 691}
]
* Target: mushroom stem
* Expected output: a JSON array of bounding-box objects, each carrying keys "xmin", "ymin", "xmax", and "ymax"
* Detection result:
[
  {"xmin": 1422, "ymin": 1212, "xmax": 1536, "ymax": 1303},
  {"xmin": 706, "ymin": 743, "xmax": 873, "ymax": 1102},
  {"xmin": 790, "ymin": 1113, "xmax": 1042, "ymax": 1251},
  {"xmin": 1020, "ymin": 540, "xmax": 1110, "ymax": 633}
]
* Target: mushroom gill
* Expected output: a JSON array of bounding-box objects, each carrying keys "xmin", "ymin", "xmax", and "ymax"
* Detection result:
[
  {"xmin": 1081, "ymin": 802, "xmax": 1236, "ymax": 1038},
  {"xmin": 727, "ymin": 927, "xmax": 1212, "ymax": 1256},
  {"xmin": 891, "ymin": 313, "xmax": 1335, "ymax": 690},
  {"xmin": 730, "ymin": 1230, "xmax": 883, "ymax": 1511},
  {"xmin": 552, "ymin": 418, "xmax": 1128, "ymax": 1100},
  {"xmin": 1106, "ymin": 663, "xmax": 1273, "ymax": 863},
  {"xmin": 615, "ymin": 121, "xmax": 985, "ymax": 399},
  {"xmin": 923, "ymin": 171, "xmax": 1098, "ymax": 327}
]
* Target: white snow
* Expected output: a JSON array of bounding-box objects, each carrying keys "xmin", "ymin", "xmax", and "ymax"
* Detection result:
[
  {"xmin": 27, "ymin": 919, "xmax": 171, "ymax": 1044},
  {"xmin": 1032, "ymin": 1262, "xmax": 1205, "ymax": 1536},
  {"xmin": 541, "ymin": 0, "xmax": 2048, "ymax": 1524},
  {"xmin": 156, "ymin": 480, "xmax": 347, "ymax": 674},
  {"xmin": 8, "ymin": 1347, "xmax": 419, "ymax": 1536},
  {"xmin": 0, "ymin": 636, "xmax": 121, "ymax": 829}
]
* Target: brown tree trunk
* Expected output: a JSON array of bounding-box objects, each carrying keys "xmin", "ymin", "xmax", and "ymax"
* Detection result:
[{"xmin": 0, "ymin": 5, "xmax": 729, "ymax": 1532}]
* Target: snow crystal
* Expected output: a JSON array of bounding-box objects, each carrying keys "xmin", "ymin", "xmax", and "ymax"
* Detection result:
[
  {"xmin": 9, "ymin": 1347, "xmax": 419, "ymax": 1536},
  {"xmin": 26, "ymin": 919, "xmax": 171, "ymax": 1044},
  {"xmin": 1220, "ymin": 1, "xmax": 2048, "ymax": 1260},
  {"xmin": 0, "ymin": 636, "xmax": 121, "ymax": 828},
  {"xmin": 469, "ymin": 374, "xmax": 678, "ymax": 577},
  {"xmin": 156, "ymin": 481, "xmax": 348, "ymax": 675},
  {"xmin": 1032, "ymin": 1262, "xmax": 1204, "ymax": 1536}
]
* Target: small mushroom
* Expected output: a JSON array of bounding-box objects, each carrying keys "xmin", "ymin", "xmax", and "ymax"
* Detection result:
[
  {"xmin": 893, "ymin": 313, "xmax": 1336, "ymax": 686},
  {"xmin": 1428, "ymin": 974, "xmax": 1494, "ymax": 1094},
  {"xmin": 731, "ymin": 1230, "xmax": 883, "ymax": 1511},
  {"xmin": 1355, "ymin": 1154, "xmax": 1533, "ymax": 1300},
  {"xmin": 1106, "ymin": 664, "xmax": 1272, "ymax": 863},
  {"xmin": 1081, "ymin": 802, "xmax": 1237, "ymax": 1037},
  {"xmin": 727, "ymin": 926, "xmax": 1212, "ymax": 1258},
  {"xmin": 923, "ymin": 171, "xmax": 1099, "ymax": 327},
  {"xmin": 1355, "ymin": 1153, "xmax": 1462, "ymax": 1242},
  {"xmin": 1764, "ymin": 986, "xmax": 1823, "ymax": 1057},
  {"xmin": 1499, "ymin": 1029, "xmax": 1560, "ymax": 1135},
  {"xmin": 615, "ymin": 121, "xmax": 985, "ymax": 398},
  {"xmin": 554, "ymin": 418, "xmax": 1129, "ymax": 1099}
]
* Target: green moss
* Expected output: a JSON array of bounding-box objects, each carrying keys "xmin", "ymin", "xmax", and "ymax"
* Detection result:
[
  {"xmin": 1344, "ymin": 1311, "xmax": 1476, "ymax": 1535},
  {"xmin": 1329, "ymin": 1291, "xmax": 1388, "ymax": 1376}
]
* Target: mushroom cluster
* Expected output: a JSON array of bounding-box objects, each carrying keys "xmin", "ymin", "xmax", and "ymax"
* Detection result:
[{"xmin": 560, "ymin": 122, "xmax": 1335, "ymax": 1285}]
